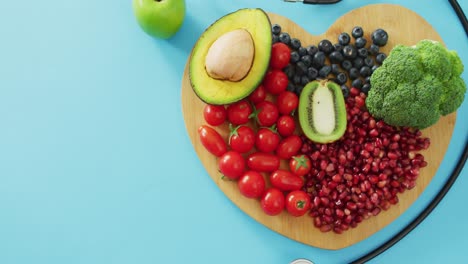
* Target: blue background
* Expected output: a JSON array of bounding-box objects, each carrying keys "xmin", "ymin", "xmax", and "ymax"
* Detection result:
[{"xmin": 0, "ymin": 0, "xmax": 467, "ymax": 263}]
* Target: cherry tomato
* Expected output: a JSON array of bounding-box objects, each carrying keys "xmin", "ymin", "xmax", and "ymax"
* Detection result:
[
  {"xmin": 289, "ymin": 155, "xmax": 311, "ymax": 176},
  {"xmin": 229, "ymin": 125, "xmax": 255, "ymax": 153},
  {"xmin": 255, "ymin": 127, "xmax": 280, "ymax": 153},
  {"xmin": 263, "ymin": 69, "xmax": 288, "ymax": 95},
  {"xmin": 276, "ymin": 135, "xmax": 302, "ymax": 159},
  {"xmin": 286, "ymin": 190, "xmax": 311, "ymax": 217},
  {"xmin": 261, "ymin": 188, "xmax": 285, "ymax": 216},
  {"xmin": 227, "ymin": 100, "xmax": 252, "ymax": 125},
  {"xmin": 277, "ymin": 115, "xmax": 296, "ymax": 137},
  {"xmin": 248, "ymin": 85, "xmax": 266, "ymax": 104},
  {"xmin": 270, "ymin": 169, "xmax": 304, "ymax": 191},
  {"xmin": 270, "ymin": 43, "xmax": 291, "ymax": 70},
  {"xmin": 247, "ymin": 152, "xmax": 280, "ymax": 172},
  {"xmin": 198, "ymin": 125, "xmax": 227, "ymax": 157},
  {"xmin": 253, "ymin": 101, "xmax": 279, "ymax": 127},
  {"xmin": 238, "ymin": 171, "xmax": 266, "ymax": 198},
  {"xmin": 276, "ymin": 91, "xmax": 299, "ymax": 115},
  {"xmin": 203, "ymin": 104, "xmax": 227, "ymax": 126},
  {"xmin": 218, "ymin": 151, "xmax": 245, "ymax": 180}
]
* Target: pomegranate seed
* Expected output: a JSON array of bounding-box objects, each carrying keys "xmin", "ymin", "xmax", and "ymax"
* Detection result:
[
  {"xmin": 346, "ymin": 202, "xmax": 357, "ymax": 211},
  {"xmin": 369, "ymin": 129, "xmax": 379, "ymax": 137},
  {"xmin": 387, "ymin": 151, "xmax": 399, "ymax": 160},
  {"xmin": 350, "ymin": 87, "xmax": 360, "ymax": 96},
  {"xmin": 320, "ymin": 224, "xmax": 332, "ymax": 232},
  {"xmin": 371, "ymin": 207, "xmax": 381, "ymax": 216},
  {"xmin": 326, "ymin": 163, "xmax": 335, "ymax": 172}
]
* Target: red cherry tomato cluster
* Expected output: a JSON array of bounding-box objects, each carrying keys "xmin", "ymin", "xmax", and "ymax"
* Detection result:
[{"xmin": 197, "ymin": 44, "xmax": 313, "ymax": 217}]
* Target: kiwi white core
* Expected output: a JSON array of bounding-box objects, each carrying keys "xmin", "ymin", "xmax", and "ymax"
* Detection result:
[{"xmin": 312, "ymin": 85, "xmax": 336, "ymax": 135}]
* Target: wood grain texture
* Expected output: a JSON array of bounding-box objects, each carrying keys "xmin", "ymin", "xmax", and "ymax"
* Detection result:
[{"xmin": 181, "ymin": 4, "xmax": 456, "ymax": 249}]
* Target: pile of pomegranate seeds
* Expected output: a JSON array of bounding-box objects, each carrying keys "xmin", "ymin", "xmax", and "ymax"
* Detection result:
[{"xmin": 300, "ymin": 87, "xmax": 430, "ymax": 234}]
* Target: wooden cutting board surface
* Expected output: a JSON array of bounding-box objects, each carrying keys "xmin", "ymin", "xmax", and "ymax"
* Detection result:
[{"xmin": 181, "ymin": 4, "xmax": 456, "ymax": 249}]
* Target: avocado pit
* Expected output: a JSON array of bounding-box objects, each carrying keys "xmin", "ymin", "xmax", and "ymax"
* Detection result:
[{"xmin": 204, "ymin": 29, "xmax": 255, "ymax": 82}]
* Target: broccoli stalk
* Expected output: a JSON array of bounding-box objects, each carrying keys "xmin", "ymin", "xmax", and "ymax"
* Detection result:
[{"xmin": 366, "ymin": 40, "xmax": 466, "ymax": 129}]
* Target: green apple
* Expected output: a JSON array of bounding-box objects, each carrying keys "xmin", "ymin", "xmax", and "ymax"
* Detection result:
[{"xmin": 133, "ymin": 0, "xmax": 186, "ymax": 39}]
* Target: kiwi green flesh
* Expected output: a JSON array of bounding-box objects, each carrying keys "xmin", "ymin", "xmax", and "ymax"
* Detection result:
[{"xmin": 298, "ymin": 80, "xmax": 347, "ymax": 144}]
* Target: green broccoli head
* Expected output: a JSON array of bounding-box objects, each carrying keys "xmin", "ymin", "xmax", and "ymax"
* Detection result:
[{"xmin": 366, "ymin": 39, "xmax": 466, "ymax": 129}]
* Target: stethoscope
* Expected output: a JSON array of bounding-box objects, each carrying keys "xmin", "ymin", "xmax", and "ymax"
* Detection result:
[{"xmin": 283, "ymin": 0, "xmax": 468, "ymax": 263}]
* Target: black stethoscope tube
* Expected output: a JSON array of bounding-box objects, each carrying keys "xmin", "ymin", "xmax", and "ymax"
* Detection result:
[{"xmin": 350, "ymin": 2, "xmax": 468, "ymax": 262}]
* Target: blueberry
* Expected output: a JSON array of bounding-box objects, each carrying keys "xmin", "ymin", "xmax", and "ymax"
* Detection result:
[
  {"xmin": 358, "ymin": 48, "xmax": 368, "ymax": 58},
  {"xmin": 307, "ymin": 67, "xmax": 318, "ymax": 80},
  {"xmin": 360, "ymin": 66, "xmax": 371, "ymax": 77},
  {"xmin": 318, "ymin": 39, "xmax": 334, "ymax": 54},
  {"xmin": 355, "ymin": 37, "xmax": 367, "ymax": 49},
  {"xmin": 318, "ymin": 65, "xmax": 332, "ymax": 78},
  {"xmin": 365, "ymin": 76, "xmax": 371, "ymax": 84},
  {"xmin": 349, "ymin": 67, "xmax": 359, "ymax": 80},
  {"xmin": 329, "ymin": 50, "xmax": 344, "ymax": 63},
  {"xmin": 313, "ymin": 51, "xmax": 326, "ymax": 68},
  {"xmin": 272, "ymin": 24, "xmax": 281, "ymax": 35},
  {"xmin": 341, "ymin": 60, "xmax": 353, "ymax": 71},
  {"xmin": 290, "ymin": 51, "xmax": 300, "ymax": 63},
  {"xmin": 369, "ymin": 44, "xmax": 379, "ymax": 55},
  {"xmin": 361, "ymin": 83, "xmax": 371, "ymax": 94},
  {"xmin": 272, "ymin": 34, "xmax": 279, "ymax": 44},
  {"xmin": 371, "ymin": 28, "xmax": 388, "ymax": 47},
  {"xmin": 284, "ymin": 64, "xmax": 295, "ymax": 79},
  {"xmin": 364, "ymin": 57, "xmax": 374, "ymax": 67},
  {"xmin": 287, "ymin": 82, "xmax": 296, "ymax": 92},
  {"xmin": 342, "ymin": 45, "xmax": 357, "ymax": 59},
  {"xmin": 306, "ymin": 45, "xmax": 318, "ymax": 56},
  {"xmin": 352, "ymin": 78, "xmax": 363, "ymax": 89},
  {"xmin": 293, "ymin": 74, "xmax": 301, "ymax": 85},
  {"xmin": 341, "ymin": 85, "xmax": 350, "ymax": 98},
  {"xmin": 334, "ymin": 43, "xmax": 344, "ymax": 53},
  {"xmin": 301, "ymin": 55, "xmax": 312, "ymax": 67},
  {"xmin": 290, "ymin": 38, "xmax": 302, "ymax": 50},
  {"xmin": 338, "ymin": 32, "xmax": 351, "ymax": 45},
  {"xmin": 296, "ymin": 61, "xmax": 308, "ymax": 75},
  {"xmin": 376, "ymin": 53, "xmax": 387, "ymax": 64},
  {"xmin": 295, "ymin": 85, "xmax": 304, "ymax": 95},
  {"xmin": 331, "ymin": 64, "xmax": 340, "ymax": 75},
  {"xmin": 298, "ymin": 47, "xmax": 307, "ymax": 56},
  {"xmin": 352, "ymin": 26, "xmax": 364, "ymax": 39},
  {"xmin": 301, "ymin": 75, "xmax": 310, "ymax": 86},
  {"xmin": 371, "ymin": 65, "xmax": 379, "ymax": 73},
  {"xmin": 353, "ymin": 57, "xmax": 364, "ymax": 69},
  {"xmin": 279, "ymin": 32, "xmax": 291, "ymax": 45},
  {"xmin": 335, "ymin": 72, "xmax": 347, "ymax": 85}
]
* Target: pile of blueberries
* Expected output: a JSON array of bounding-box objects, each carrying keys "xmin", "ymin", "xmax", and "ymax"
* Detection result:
[{"xmin": 272, "ymin": 24, "xmax": 389, "ymax": 97}]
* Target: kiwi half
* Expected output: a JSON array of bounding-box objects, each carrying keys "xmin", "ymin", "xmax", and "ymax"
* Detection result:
[{"xmin": 298, "ymin": 80, "xmax": 347, "ymax": 143}]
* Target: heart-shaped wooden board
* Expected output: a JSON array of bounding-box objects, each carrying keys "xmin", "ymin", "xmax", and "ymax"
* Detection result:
[{"xmin": 181, "ymin": 4, "xmax": 456, "ymax": 249}]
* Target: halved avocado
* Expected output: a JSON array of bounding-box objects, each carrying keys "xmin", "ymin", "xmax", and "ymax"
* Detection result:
[{"xmin": 189, "ymin": 8, "xmax": 272, "ymax": 105}]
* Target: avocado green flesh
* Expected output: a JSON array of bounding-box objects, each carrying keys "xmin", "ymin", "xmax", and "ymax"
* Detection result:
[
  {"xmin": 189, "ymin": 8, "xmax": 272, "ymax": 105},
  {"xmin": 299, "ymin": 81, "xmax": 347, "ymax": 143}
]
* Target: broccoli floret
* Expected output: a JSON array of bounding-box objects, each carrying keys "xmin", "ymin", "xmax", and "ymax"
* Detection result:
[
  {"xmin": 381, "ymin": 45, "xmax": 423, "ymax": 82},
  {"xmin": 366, "ymin": 39, "xmax": 467, "ymax": 129},
  {"xmin": 415, "ymin": 40, "xmax": 451, "ymax": 81},
  {"xmin": 440, "ymin": 76, "xmax": 467, "ymax": 115}
]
